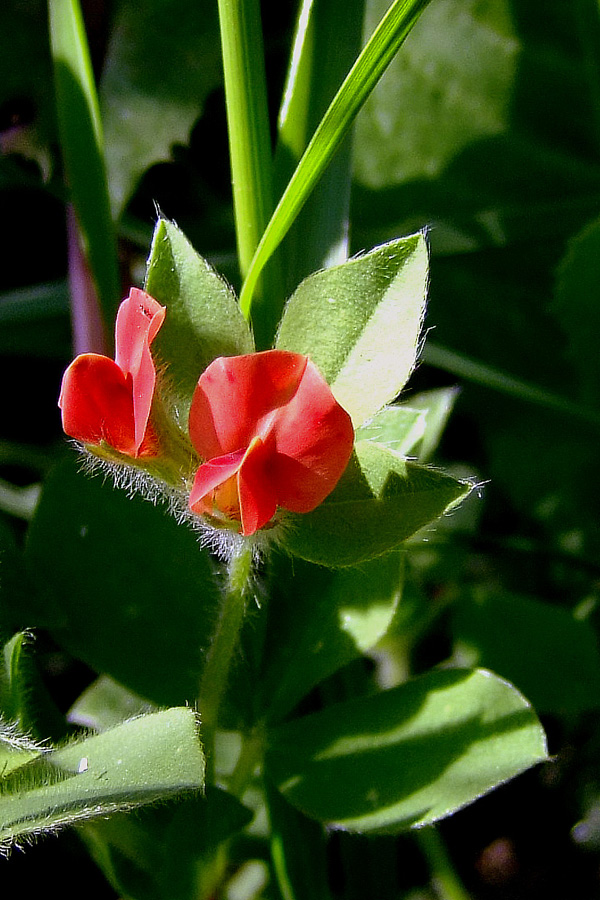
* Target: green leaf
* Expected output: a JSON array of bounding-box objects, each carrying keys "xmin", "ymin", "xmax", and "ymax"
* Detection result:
[
  {"xmin": 259, "ymin": 550, "xmax": 403, "ymax": 723},
  {"xmin": 0, "ymin": 708, "xmax": 204, "ymax": 849},
  {"xmin": 100, "ymin": 0, "xmax": 223, "ymax": 217},
  {"xmin": 239, "ymin": 0, "xmax": 434, "ymax": 328},
  {"xmin": 276, "ymin": 233, "xmax": 428, "ymax": 427},
  {"xmin": 403, "ymin": 386, "xmax": 460, "ymax": 461},
  {"xmin": 68, "ymin": 676, "xmax": 151, "ymax": 732},
  {"xmin": 356, "ymin": 405, "xmax": 426, "ymax": 457},
  {"xmin": 24, "ymin": 459, "xmax": 221, "ymax": 706},
  {"xmin": 0, "ymin": 631, "xmax": 30, "ymax": 727},
  {"xmin": 280, "ymin": 440, "xmax": 471, "ymax": 567},
  {"xmin": 49, "ymin": 0, "xmax": 120, "ymax": 322},
  {"xmin": 453, "ymin": 590, "xmax": 600, "ymax": 716},
  {"xmin": 353, "ymin": 0, "xmax": 600, "ymax": 254},
  {"xmin": 145, "ymin": 218, "xmax": 254, "ymax": 413},
  {"xmin": 265, "ymin": 668, "xmax": 547, "ymax": 833}
]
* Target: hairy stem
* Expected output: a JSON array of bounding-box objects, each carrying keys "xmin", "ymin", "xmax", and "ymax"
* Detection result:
[{"xmin": 198, "ymin": 544, "xmax": 255, "ymax": 781}]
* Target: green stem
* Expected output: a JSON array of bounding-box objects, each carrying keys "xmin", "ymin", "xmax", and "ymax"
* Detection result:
[
  {"xmin": 198, "ymin": 545, "xmax": 255, "ymax": 782},
  {"xmin": 415, "ymin": 827, "xmax": 472, "ymax": 900},
  {"xmin": 217, "ymin": 0, "xmax": 279, "ymax": 337},
  {"xmin": 228, "ymin": 725, "xmax": 265, "ymax": 798},
  {"xmin": 423, "ymin": 341, "xmax": 600, "ymax": 429}
]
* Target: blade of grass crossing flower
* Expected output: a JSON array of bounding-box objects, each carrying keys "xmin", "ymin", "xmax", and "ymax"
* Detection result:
[
  {"xmin": 217, "ymin": 0, "xmax": 281, "ymax": 329},
  {"xmin": 240, "ymin": 0, "xmax": 434, "ymax": 336},
  {"xmin": 48, "ymin": 0, "xmax": 119, "ymax": 324},
  {"xmin": 273, "ymin": 0, "xmax": 365, "ymax": 298}
]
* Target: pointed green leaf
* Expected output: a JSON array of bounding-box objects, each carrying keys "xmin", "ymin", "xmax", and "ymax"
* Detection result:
[
  {"xmin": 145, "ymin": 218, "xmax": 254, "ymax": 413},
  {"xmin": 280, "ymin": 441, "xmax": 470, "ymax": 567},
  {"xmin": 259, "ymin": 550, "xmax": 403, "ymax": 723},
  {"xmin": 356, "ymin": 405, "xmax": 426, "ymax": 457},
  {"xmin": 0, "ymin": 708, "xmax": 204, "ymax": 848},
  {"xmin": 276, "ymin": 233, "xmax": 428, "ymax": 426},
  {"xmin": 404, "ymin": 386, "xmax": 460, "ymax": 462},
  {"xmin": 0, "ymin": 631, "xmax": 30, "ymax": 726},
  {"xmin": 265, "ymin": 668, "xmax": 547, "ymax": 833},
  {"xmin": 68, "ymin": 676, "xmax": 150, "ymax": 732}
]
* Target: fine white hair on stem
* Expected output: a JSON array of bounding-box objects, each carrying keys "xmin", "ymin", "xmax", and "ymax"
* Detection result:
[{"xmin": 75, "ymin": 446, "xmax": 281, "ymax": 565}]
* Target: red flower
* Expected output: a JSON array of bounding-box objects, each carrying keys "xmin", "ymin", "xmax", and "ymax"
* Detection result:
[
  {"xmin": 59, "ymin": 288, "xmax": 166, "ymax": 458},
  {"xmin": 188, "ymin": 350, "xmax": 354, "ymax": 536}
]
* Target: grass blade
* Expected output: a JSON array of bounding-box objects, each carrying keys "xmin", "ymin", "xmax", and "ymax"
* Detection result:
[
  {"xmin": 240, "ymin": 0, "xmax": 433, "ymax": 338},
  {"xmin": 48, "ymin": 0, "xmax": 119, "ymax": 325}
]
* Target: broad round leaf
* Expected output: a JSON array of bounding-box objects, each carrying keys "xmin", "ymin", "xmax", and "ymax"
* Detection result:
[
  {"xmin": 24, "ymin": 459, "xmax": 221, "ymax": 706},
  {"xmin": 265, "ymin": 668, "xmax": 547, "ymax": 833}
]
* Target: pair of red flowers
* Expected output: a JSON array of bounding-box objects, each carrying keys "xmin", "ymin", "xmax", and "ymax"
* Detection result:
[{"xmin": 59, "ymin": 289, "xmax": 354, "ymax": 536}]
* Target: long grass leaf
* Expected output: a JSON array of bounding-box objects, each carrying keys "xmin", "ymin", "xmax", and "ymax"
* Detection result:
[
  {"xmin": 48, "ymin": 0, "xmax": 119, "ymax": 325},
  {"xmin": 240, "ymin": 0, "xmax": 433, "ymax": 338}
]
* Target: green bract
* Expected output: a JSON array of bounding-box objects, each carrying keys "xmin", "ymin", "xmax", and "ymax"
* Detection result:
[
  {"xmin": 277, "ymin": 232, "xmax": 428, "ymax": 427},
  {"xmin": 280, "ymin": 441, "xmax": 471, "ymax": 567},
  {"xmin": 145, "ymin": 218, "xmax": 254, "ymax": 414}
]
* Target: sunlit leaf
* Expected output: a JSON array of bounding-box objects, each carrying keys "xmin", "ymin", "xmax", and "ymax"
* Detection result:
[
  {"xmin": 145, "ymin": 218, "xmax": 254, "ymax": 414},
  {"xmin": 0, "ymin": 708, "xmax": 204, "ymax": 849},
  {"xmin": 280, "ymin": 441, "xmax": 470, "ymax": 567},
  {"xmin": 265, "ymin": 668, "xmax": 547, "ymax": 832},
  {"xmin": 277, "ymin": 233, "xmax": 428, "ymax": 427}
]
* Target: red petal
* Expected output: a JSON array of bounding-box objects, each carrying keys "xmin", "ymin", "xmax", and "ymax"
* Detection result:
[
  {"xmin": 189, "ymin": 448, "xmax": 247, "ymax": 517},
  {"xmin": 115, "ymin": 288, "xmax": 166, "ymax": 452},
  {"xmin": 189, "ymin": 437, "xmax": 277, "ymax": 536},
  {"xmin": 189, "ymin": 350, "xmax": 307, "ymax": 460},
  {"xmin": 59, "ymin": 354, "xmax": 137, "ymax": 455},
  {"xmin": 237, "ymin": 437, "xmax": 277, "ymax": 535},
  {"xmin": 268, "ymin": 360, "xmax": 354, "ymax": 512}
]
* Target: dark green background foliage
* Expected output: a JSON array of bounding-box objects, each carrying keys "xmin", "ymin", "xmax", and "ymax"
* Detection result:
[{"xmin": 2, "ymin": 1, "xmax": 600, "ymax": 898}]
